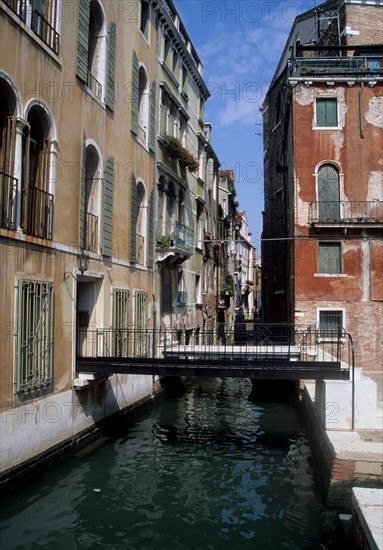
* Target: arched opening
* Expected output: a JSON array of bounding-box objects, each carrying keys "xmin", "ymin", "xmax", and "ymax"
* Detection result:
[
  {"xmin": 0, "ymin": 80, "xmax": 17, "ymax": 229},
  {"xmin": 87, "ymin": 0, "xmax": 106, "ymax": 100},
  {"xmin": 85, "ymin": 144, "xmax": 101, "ymax": 252},
  {"xmin": 21, "ymin": 104, "xmax": 53, "ymax": 239},
  {"xmin": 136, "ymin": 181, "xmax": 146, "ymax": 264},
  {"xmin": 318, "ymin": 163, "xmax": 340, "ymax": 221},
  {"xmin": 178, "ymin": 189, "xmax": 185, "ymax": 226},
  {"xmin": 138, "ymin": 66, "xmax": 149, "ymax": 145}
]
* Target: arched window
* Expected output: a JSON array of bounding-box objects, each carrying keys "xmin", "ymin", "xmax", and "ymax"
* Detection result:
[
  {"xmin": 318, "ymin": 164, "xmax": 340, "ymax": 221},
  {"xmin": 87, "ymin": 0, "xmax": 106, "ymax": 99},
  {"xmin": 167, "ymin": 181, "xmax": 176, "ymax": 224},
  {"xmin": 84, "ymin": 144, "xmax": 101, "ymax": 252},
  {"xmin": 76, "ymin": 0, "xmax": 114, "ymax": 105},
  {"xmin": 0, "ymin": 79, "xmax": 17, "ymax": 230},
  {"xmin": 136, "ymin": 181, "xmax": 147, "ymax": 265},
  {"xmin": 21, "ymin": 104, "xmax": 54, "ymax": 239},
  {"xmin": 178, "ymin": 189, "xmax": 185, "ymax": 226},
  {"xmin": 138, "ymin": 66, "xmax": 149, "ymax": 145}
]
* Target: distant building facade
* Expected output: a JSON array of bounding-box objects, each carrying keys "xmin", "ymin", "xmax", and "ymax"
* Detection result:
[{"xmin": 262, "ymin": 0, "xmax": 383, "ymax": 371}]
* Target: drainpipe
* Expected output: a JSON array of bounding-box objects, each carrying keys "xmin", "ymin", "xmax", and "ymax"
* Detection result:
[{"xmin": 359, "ymin": 82, "xmax": 364, "ymax": 139}]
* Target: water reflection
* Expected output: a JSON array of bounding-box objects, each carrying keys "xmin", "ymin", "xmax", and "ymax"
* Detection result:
[{"xmin": 0, "ymin": 378, "xmax": 327, "ymax": 549}]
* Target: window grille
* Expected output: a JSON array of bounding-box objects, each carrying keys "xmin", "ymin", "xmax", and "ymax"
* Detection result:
[
  {"xmin": 319, "ymin": 310, "xmax": 343, "ymax": 332},
  {"xmin": 15, "ymin": 279, "xmax": 53, "ymax": 393},
  {"xmin": 134, "ymin": 290, "xmax": 148, "ymax": 356},
  {"xmin": 112, "ymin": 289, "xmax": 130, "ymax": 357}
]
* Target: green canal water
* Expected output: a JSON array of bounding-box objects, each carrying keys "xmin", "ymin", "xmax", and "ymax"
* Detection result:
[{"xmin": 0, "ymin": 378, "xmax": 338, "ymax": 549}]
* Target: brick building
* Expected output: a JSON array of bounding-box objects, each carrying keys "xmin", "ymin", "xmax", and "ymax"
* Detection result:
[{"xmin": 262, "ymin": 0, "xmax": 382, "ymax": 372}]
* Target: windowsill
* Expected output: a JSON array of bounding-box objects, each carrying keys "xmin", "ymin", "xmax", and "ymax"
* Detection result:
[
  {"xmin": 314, "ymin": 273, "xmax": 347, "ymax": 277},
  {"xmin": 136, "ymin": 137, "xmax": 149, "ymax": 152},
  {"xmin": 313, "ymin": 126, "xmax": 342, "ymax": 131},
  {"xmin": 138, "ymin": 29, "xmax": 150, "ymax": 46},
  {"xmin": 84, "ymin": 85, "xmax": 105, "ymax": 109},
  {"xmin": 0, "ymin": 3, "xmax": 61, "ymax": 65}
]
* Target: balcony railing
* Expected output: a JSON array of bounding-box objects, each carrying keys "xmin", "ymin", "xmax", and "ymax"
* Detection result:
[
  {"xmin": 23, "ymin": 186, "xmax": 54, "ymax": 240},
  {"xmin": 291, "ymin": 56, "xmax": 383, "ymax": 77},
  {"xmin": 87, "ymin": 72, "xmax": 102, "ymax": 101},
  {"xmin": 157, "ymin": 221, "xmax": 195, "ymax": 254},
  {"xmin": 309, "ymin": 201, "xmax": 383, "ymax": 225},
  {"xmin": 137, "ymin": 234, "xmax": 145, "ymax": 265},
  {"xmin": 85, "ymin": 212, "xmax": 98, "ymax": 253},
  {"xmin": 76, "ymin": 324, "xmax": 353, "ymax": 382},
  {"xmin": 0, "ymin": 171, "xmax": 18, "ymax": 230},
  {"xmin": 2, "ymin": 1, "xmax": 59, "ymax": 54},
  {"xmin": 31, "ymin": 9, "xmax": 59, "ymax": 54}
]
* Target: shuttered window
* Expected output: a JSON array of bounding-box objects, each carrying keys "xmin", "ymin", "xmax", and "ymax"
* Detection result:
[
  {"xmin": 102, "ymin": 156, "xmax": 114, "ymax": 257},
  {"xmin": 131, "ymin": 51, "xmax": 139, "ymax": 135},
  {"xmin": 106, "ymin": 23, "xmax": 116, "ymax": 110},
  {"xmin": 149, "ymin": 81, "xmax": 157, "ymax": 151},
  {"xmin": 79, "ymin": 137, "xmax": 86, "ymax": 247},
  {"xmin": 316, "ymin": 98, "xmax": 338, "ymax": 127},
  {"xmin": 0, "ymin": 116, "xmax": 17, "ymax": 230},
  {"xmin": 319, "ymin": 242, "xmax": 341, "ymax": 274},
  {"xmin": 318, "ymin": 164, "xmax": 340, "ymax": 221},
  {"xmin": 76, "ymin": 0, "xmax": 90, "ymax": 83},
  {"xmin": 130, "ymin": 172, "xmax": 138, "ymax": 262},
  {"xmin": 16, "ymin": 279, "xmax": 53, "ymax": 393},
  {"xmin": 147, "ymin": 189, "xmax": 154, "ymax": 268}
]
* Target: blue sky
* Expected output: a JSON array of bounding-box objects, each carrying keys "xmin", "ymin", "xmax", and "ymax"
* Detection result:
[{"xmin": 175, "ymin": 0, "xmax": 318, "ymax": 255}]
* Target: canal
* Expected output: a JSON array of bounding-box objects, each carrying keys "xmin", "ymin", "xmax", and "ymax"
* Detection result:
[{"xmin": 0, "ymin": 378, "xmax": 337, "ymax": 549}]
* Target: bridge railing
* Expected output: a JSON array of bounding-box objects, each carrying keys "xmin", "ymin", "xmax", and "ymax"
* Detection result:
[{"xmin": 76, "ymin": 324, "xmax": 352, "ymax": 369}]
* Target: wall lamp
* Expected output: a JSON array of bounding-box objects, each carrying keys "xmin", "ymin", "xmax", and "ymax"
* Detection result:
[{"xmin": 64, "ymin": 251, "xmax": 90, "ymax": 280}]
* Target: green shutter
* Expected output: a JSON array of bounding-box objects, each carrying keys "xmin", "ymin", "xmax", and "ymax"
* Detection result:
[
  {"xmin": 79, "ymin": 137, "xmax": 86, "ymax": 247},
  {"xmin": 130, "ymin": 172, "xmax": 138, "ymax": 262},
  {"xmin": 106, "ymin": 23, "xmax": 116, "ymax": 110},
  {"xmin": 326, "ymin": 99, "xmax": 338, "ymax": 126},
  {"xmin": 149, "ymin": 81, "xmax": 157, "ymax": 151},
  {"xmin": 131, "ymin": 51, "xmax": 139, "ymax": 135},
  {"xmin": 147, "ymin": 189, "xmax": 154, "ymax": 268},
  {"xmin": 76, "ymin": 0, "xmax": 90, "ymax": 83},
  {"xmin": 102, "ymin": 156, "xmax": 115, "ymax": 257}
]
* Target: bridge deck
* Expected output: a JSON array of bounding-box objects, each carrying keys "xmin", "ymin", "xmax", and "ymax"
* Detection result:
[{"xmin": 75, "ymin": 325, "xmax": 353, "ymax": 381}]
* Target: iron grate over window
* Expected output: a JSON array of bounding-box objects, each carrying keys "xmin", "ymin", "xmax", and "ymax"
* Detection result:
[{"xmin": 319, "ymin": 310, "xmax": 343, "ymax": 332}]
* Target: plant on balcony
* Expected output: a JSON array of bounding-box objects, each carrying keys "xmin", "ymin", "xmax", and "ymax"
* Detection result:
[
  {"xmin": 161, "ymin": 134, "xmax": 199, "ymax": 172},
  {"xmin": 222, "ymin": 272, "xmax": 235, "ymax": 297},
  {"xmin": 156, "ymin": 234, "xmax": 173, "ymax": 249}
]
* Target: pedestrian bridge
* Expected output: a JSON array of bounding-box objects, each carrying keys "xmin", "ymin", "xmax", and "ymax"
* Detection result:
[{"xmin": 76, "ymin": 324, "xmax": 352, "ymax": 381}]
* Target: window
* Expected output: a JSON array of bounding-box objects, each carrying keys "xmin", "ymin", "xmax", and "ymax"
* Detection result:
[
  {"xmin": 139, "ymin": 0, "xmax": 150, "ymax": 41},
  {"xmin": 315, "ymin": 98, "xmax": 338, "ymax": 127},
  {"xmin": 319, "ymin": 242, "xmax": 341, "ymax": 274},
  {"xmin": 76, "ymin": 0, "xmax": 116, "ymax": 107},
  {"xmin": 133, "ymin": 290, "xmax": 148, "ymax": 356},
  {"xmin": 83, "ymin": 144, "xmax": 101, "ymax": 252},
  {"xmin": 138, "ymin": 66, "xmax": 149, "ymax": 146},
  {"xmin": 112, "ymin": 288, "xmax": 130, "ymax": 357},
  {"xmin": 3, "ymin": 0, "xmax": 60, "ymax": 53},
  {"xmin": 21, "ymin": 104, "xmax": 54, "ymax": 239},
  {"xmin": 0, "ymin": 80, "xmax": 17, "ymax": 230},
  {"xmin": 15, "ymin": 279, "xmax": 53, "ymax": 393},
  {"xmin": 130, "ymin": 175, "xmax": 146, "ymax": 264},
  {"xmin": 319, "ymin": 310, "xmax": 343, "ymax": 332},
  {"xmin": 318, "ymin": 164, "xmax": 340, "ymax": 221}
]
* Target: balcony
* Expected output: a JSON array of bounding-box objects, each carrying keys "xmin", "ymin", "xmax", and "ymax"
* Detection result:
[
  {"xmin": 156, "ymin": 221, "xmax": 195, "ymax": 262},
  {"xmin": 31, "ymin": 9, "xmax": 59, "ymax": 54},
  {"xmin": 87, "ymin": 72, "xmax": 102, "ymax": 101},
  {"xmin": 0, "ymin": 171, "xmax": 18, "ymax": 230},
  {"xmin": 291, "ymin": 56, "xmax": 383, "ymax": 78},
  {"xmin": 23, "ymin": 186, "xmax": 54, "ymax": 240},
  {"xmin": 85, "ymin": 212, "xmax": 98, "ymax": 253},
  {"xmin": 309, "ymin": 201, "xmax": 383, "ymax": 227}
]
